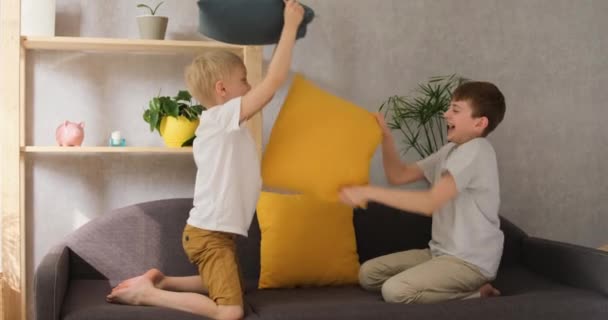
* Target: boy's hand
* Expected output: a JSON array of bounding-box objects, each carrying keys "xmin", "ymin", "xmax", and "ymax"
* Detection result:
[
  {"xmin": 339, "ymin": 186, "xmax": 371, "ymax": 209},
  {"xmin": 240, "ymin": 0, "xmax": 302, "ymax": 122},
  {"xmin": 283, "ymin": 0, "xmax": 305, "ymax": 30}
]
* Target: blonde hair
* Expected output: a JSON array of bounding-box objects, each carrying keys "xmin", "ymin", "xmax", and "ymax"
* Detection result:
[{"xmin": 184, "ymin": 50, "xmax": 245, "ymax": 106}]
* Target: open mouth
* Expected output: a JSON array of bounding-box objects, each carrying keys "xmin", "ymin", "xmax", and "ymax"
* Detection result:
[{"xmin": 446, "ymin": 123, "xmax": 455, "ymax": 134}]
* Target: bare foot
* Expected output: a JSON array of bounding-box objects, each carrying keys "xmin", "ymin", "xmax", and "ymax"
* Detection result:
[
  {"xmin": 479, "ymin": 283, "xmax": 500, "ymax": 298},
  {"xmin": 106, "ymin": 269, "xmax": 164, "ymax": 304},
  {"xmin": 111, "ymin": 268, "xmax": 165, "ymax": 292}
]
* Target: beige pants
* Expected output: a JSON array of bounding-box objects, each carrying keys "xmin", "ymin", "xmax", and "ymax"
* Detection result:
[{"xmin": 359, "ymin": 249, "xmax": 488, "ymax": 304}]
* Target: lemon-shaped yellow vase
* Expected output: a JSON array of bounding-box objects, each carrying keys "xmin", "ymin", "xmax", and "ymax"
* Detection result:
[{"xmin": 159, "ymin": 116, "xmax": 200, "ymax": 147}]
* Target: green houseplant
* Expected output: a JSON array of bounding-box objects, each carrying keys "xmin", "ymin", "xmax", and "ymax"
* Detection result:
[
  {"xmin": 143, "ymin": 90, "xmax": 205, "ymax": 147},
  {"xmin": 136, "ymin": 1, "xmax": 168, "ymax": 40},
  {"xmin": 379, "ymin": 74, "xmax": 465, "ymax": 159}
]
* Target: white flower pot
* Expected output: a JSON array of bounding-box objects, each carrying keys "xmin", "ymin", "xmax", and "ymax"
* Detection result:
[{"xmin": 137, "ymin": 15, "xmax": 168, "ymax": 40}]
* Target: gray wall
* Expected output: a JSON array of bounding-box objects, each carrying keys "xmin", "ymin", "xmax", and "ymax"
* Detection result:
[
  {"xmin": 23, "ymin": 0, "xmax": 607, "ymax": 307},
  {"xmin": 269, "ymin": 0, "xmax": 608, "ymax": 248}
]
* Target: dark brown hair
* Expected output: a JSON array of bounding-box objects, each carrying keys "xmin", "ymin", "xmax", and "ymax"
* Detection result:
[{"xmin": 452, "ymin": 81, "xmax": 506, "ymax": 136}]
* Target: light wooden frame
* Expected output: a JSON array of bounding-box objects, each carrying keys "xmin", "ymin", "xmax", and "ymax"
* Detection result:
[
  {"xmin": 0, "ymin": 2, "xmax": 263, "ymax": 318},
  {"xmin": 1, "ymin": 0, "xmax": 25, "ymax": 319}
]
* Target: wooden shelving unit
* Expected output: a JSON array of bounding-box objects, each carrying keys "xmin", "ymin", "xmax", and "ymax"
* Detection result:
[
  {"xmin": 22, "ymin": 146, "xmax": 194, "ymax": 154},
  {"xmin": 22, "ymin": 36, "xmax": 245, "ymax": 54},
  {"xmin": 0, "ymin": 4, "xmax": 263, "ymax": 317}
]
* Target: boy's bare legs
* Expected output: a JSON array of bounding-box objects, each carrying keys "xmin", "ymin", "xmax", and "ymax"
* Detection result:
[
  {"xmin": 111, "ymin": 269, "xmax": 208, "ymax": 294},
  {"xmin": 160, "ymin": 275, "xmax": 208, "ymax": 293},
  {"xmin": 107, "ymin": 269, "xmax": 242, "ymax": 320}
]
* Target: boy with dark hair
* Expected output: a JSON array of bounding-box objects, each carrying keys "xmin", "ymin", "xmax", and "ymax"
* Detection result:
[{"xmin": 340, "ymin": 81, "xmax": 506, "ymax": 304}]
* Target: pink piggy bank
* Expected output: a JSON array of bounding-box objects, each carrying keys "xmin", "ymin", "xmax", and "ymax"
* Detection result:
[{"xmin": 55, "ymin": 121, "xmax": 85, "ymax": 146}]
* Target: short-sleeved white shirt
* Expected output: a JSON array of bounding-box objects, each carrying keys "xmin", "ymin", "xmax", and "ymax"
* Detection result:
[
  {"xmin": 417, "ymin": 138, "xmax": 504, "ymax": 279},
  {"xmin": 187, "ymin": 97, "xmax": 261, "ymax": 236}
]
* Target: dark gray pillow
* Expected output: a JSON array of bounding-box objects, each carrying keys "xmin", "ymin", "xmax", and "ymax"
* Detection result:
[{"xmin": 197, "ymin": 0, "xmax": 315, "ymax": 45}]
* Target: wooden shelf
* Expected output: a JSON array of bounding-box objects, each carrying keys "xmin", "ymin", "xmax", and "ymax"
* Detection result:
[
  {"xmin": 3, "ymin": 9, "xmax": 262, "ymax": 316},
  {"xmin": 21, "ymin": 36, "xmax": 244, "ymax": 54},
  {"xmin": 22, "ymin": 146, "xmax": 193, "ymax": 154}
]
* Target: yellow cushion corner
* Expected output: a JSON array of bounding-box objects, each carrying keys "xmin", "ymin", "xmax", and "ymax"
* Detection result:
[
  {"xmin": 257, "ymin": 192, "xmax": 360, "ymax": 289},
  {"xmin": 262, "ymin": 74, "xmax": 382, "ymax": 202}
]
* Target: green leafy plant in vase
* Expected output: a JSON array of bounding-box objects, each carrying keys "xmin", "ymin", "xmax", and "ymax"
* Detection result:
[
  {"xmin": 379, "ymin": 74, "xmax": 465, "ymax": 159},
  {"xmin": 143, "ymin": 90, "xmax": 205, "ymax": 147}
]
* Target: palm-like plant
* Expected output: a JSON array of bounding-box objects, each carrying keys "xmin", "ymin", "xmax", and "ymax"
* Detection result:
[{"xmin": 379, "ymin": 74, "xmax": 465, "ymax": 159}]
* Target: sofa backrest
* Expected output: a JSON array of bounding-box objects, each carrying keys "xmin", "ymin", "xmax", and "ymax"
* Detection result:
[
  {"xmin": 353, "ymin": 202, "xmax": 527, "ymax": 268},
  {"xmin": 237, "ymin": 202, "xmax": 526, "ymax": 282},
  {"xmin": 66, "ymin": 198, "xmax": 197, "ymax": 281},
  {"xmin": 66, "ymin": 199, "xmax": 526, "ymax": 282},
  {"xmin": 353, "ymin": 202, "xmax": 432, "ymax": 262}
]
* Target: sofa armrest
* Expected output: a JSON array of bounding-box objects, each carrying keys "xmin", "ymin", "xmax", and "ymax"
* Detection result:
[
  {"xmin": 522, "ymin": 237, "xmax": 608, "ymax": 296},
  {"xmin": 34, "ymin": 244, "xmax": 70, "ymax": 320}
]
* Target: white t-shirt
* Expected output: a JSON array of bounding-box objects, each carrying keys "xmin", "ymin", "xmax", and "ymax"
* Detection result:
[
  {"xmin": 417, "ymin": 138, "xmax": 504, "ymax": 279},
  {"xmin": 187, "ymin": 97, "xmax": 261, "ymax": 236}
]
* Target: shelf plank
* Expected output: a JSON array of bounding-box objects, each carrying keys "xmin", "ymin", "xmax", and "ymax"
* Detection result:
[
  {"xmin": 22, "ymin": 146, "xmax": 193, "ymax": 154},
  {"xmin": 21, "ymin": 36, "xmax": 244, "ymax": 54}
]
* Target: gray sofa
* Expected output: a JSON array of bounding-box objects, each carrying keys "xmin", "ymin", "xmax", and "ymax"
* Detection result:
[{"xmin": 35, "ymin": 198, "xmax": 608, "ymax": 320}]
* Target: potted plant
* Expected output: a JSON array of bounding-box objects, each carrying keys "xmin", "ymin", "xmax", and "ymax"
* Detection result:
[
  {"xmin": 379, "ymin": 74, "xmax": 465, "ymax": 159},
  {"xmin": 136, "ymin": 1, "xmax": 168, "ymax": 40},
  {"xmin": 143, "ymin": 90, "xmax": 205, "ymax": 147}
]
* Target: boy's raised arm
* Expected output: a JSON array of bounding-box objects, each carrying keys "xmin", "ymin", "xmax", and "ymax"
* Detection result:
[
  {"xmin": 240, "ymin": 0, "xmax": 304, "ymax": 122},
  {"xmin": 376, "ymin": 113, "xmax": 425, "ymax": 185}
]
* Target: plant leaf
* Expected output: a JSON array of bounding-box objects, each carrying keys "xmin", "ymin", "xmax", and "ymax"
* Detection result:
[
  {"xmin": 136, "ymin": 4, "xmax": 154, "ymax": 15},
  {"xmin": 152, "ymin": 1, "xmax": 164, "ymax": 15},
  {"xmin": 174, "ymin": 90, "xmax": 192, "ymax": 102},
  {"xmin": 162, "ymin": 98, "xmax": 179, "ymax": 117},
  {"xmin": 149, "ymin": 112, "xmax": 159, "ymax": 132}
]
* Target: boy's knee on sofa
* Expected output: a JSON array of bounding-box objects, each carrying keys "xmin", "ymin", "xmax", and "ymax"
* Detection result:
[
  {"xmin": 381, "ymin": 278, "xmax": 419, "ymax": 304},
  {"xmin": 358, "ymin": 260, "xmax": 384, "ymax": 290}
]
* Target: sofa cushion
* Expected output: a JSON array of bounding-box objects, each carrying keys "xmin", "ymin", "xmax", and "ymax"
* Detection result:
[
  {"xmin": 354, "ymin": 202, "xmax": 432, "ymax": 263},
  {"xmin": 60, "ymin": 280, "xmax": 260, "ymax": 320},
  {"xmin": 246, "ymin": 269, "xmax": 608, "ymax": 320},
  {"xmin": 262, "ymin": 74, "xmax": 381, "ymax": 202},
  {"xmin": 493, "ymin": 265, "xmax": 578, "ymax": 295},
  {"xmin": 523, "ymin": 237, "xmax": 608, "ymax": 296},
  {"xmin": 60, "ymin": 268, "xmax": 608, "ymax": 320},
  {"xmin": 197, "ymin": 0, "xmax": 315, "ymax": 45},
  {"xmin": 256, "ymin": 192, "xmax": 359, "ymax": 288},
  {"xmin": 236, "ymin": 213, "xmax": 263, "ymax": 283},
  {"xmin": 497, "ymin": 217, "xmax": 526, "ymax": 267}
]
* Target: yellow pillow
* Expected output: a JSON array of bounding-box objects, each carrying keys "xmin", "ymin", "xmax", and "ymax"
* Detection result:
[
  {"xmin": 262, "ymin": 74, "xmax": 382, "ymax": 202},
  {"xmin": 257, "ymin": 192, "xmax": 360, "ymax": 289}
]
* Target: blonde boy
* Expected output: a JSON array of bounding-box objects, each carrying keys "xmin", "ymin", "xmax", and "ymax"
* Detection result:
[
  {"xmin": 106, "ymin": 1, "xmax": 304, "ymax": 319},
  {"xmin": 340, "ymin": 81, "xmax": 506, "ymax": 304}
]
